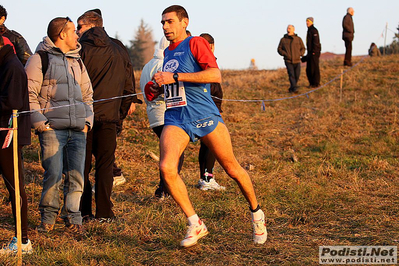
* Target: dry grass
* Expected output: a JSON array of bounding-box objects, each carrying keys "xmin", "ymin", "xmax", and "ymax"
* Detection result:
[{"xmin": 1, "ymin": 55, "xmax": 399, "ymax": 265}]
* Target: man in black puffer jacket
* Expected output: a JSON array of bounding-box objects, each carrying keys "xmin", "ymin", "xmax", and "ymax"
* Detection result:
[
  {"xmin": 77, "ymin": 10, "xmax": 139, "ymax": 222},
  {"xmin": 0, "ymin": 5, "xmax": 32, "ymax": 65},
  {"xmin": 305, "ymin": 17, "xmax": 321, "ymax": 88},
  {"xmin": 278, "ymin": 24, "xmax": 305, "ymax": 93}
]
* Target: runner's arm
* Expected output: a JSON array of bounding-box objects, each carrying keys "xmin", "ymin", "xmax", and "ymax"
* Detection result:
[{"xmin": 153, "ymin": 67, "xmax": 221, "ymax": 86}]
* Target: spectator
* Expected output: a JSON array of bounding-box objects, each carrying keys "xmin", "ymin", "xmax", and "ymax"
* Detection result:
[
  {"xmin": 77, "ymin": 10, "xmax": 136, "ymax": 222},
  {"xmin": 278, "ymin": 24, "xmax": 305, "ymax": 93},
  {"xmin": 85, "ymin": 9, "xmax": 142, "ymax": 191},
  {"xmin": 0, "ymin": 34, "xmax": 32, "ymax": 254},
  {"xmin": 0, "ymin": 5, "xmax": 32, "ymax": 65},
  {"xmin": 305, "ymin": 17, "xmax": 321, "ymax": 88},
  {"xmin": 25, "ymin": 17, "xmax": 93, "ymax": 235},
  {"xmin": 197, "ymin": 33, "xmax": 225, "ymax": 191},
  {"xmin": 369, "ymin": 42, "xmax": 381, "ymax": 57},
  {"xmin": 342, "ymin": 7, "xmax": 355, "ymax": 66}
]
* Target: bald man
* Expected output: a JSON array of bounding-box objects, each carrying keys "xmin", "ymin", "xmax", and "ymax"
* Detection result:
[{"xmin": 342, "ymin": 7, "xmax": 355, "ymax": 66}]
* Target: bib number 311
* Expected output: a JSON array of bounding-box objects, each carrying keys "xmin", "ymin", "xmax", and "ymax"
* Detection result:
[{"xmin": 164, "ymin": 81, "xmax": 187, "ymax": 109}]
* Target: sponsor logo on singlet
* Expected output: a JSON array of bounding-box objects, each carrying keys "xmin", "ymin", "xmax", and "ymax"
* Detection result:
[{"xmin": 164, "ymin": 59, "xmax": 179, "ymax": 73}]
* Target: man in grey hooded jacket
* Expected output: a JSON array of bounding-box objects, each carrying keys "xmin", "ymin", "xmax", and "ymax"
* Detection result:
[{"xmin": 25, "ymin": 17, "xmax": 93, "ymax": 234}]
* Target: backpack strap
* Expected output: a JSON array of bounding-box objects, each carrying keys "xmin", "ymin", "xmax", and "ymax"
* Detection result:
[
  {"xmin": 37, "ymin": 50, "xmax": 48, "ymax": 78},
  {"xmin": 77, "ymin": 58, "xmax": 83, "ymax": 71},
  {"xmin": 37, "ymin": 51, "xmax": 83, "ymax": 78}
]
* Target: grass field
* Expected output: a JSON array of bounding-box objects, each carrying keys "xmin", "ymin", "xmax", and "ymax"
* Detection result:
[{"xmin": 1, "ymin": 54, "xmax": 398, "ymax": 265}]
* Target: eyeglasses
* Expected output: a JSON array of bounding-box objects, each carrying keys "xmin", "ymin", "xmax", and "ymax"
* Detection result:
[
  {"xmin": 77, "ymin": 24, "xmax": 86, "ymax": 31},
  {"xmin": 58, "ymin": 17, "xmax": 72, "ymax": 36}
]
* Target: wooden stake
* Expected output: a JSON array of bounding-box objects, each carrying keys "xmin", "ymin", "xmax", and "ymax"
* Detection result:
[
  {"xmin": 340, "ymin": 69, "xmax": 343, "ymax": 102},
  {"xmin": 12, "ymin": 110, "xmax": 22, "ymax": 264}
]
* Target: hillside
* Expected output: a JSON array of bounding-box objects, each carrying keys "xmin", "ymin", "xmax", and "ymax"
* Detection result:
[{"xmin": 1, "ymin": 54, "xmax": 398, "ymax": 265}]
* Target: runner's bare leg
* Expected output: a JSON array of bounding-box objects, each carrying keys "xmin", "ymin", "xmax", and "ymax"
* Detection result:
[
  {"xmin": 201, "ymin": 122, "xmax": 259, "ymax": 210},
  {"xmin": 160, "ymin": 125, "xmax": 196, "ymax": 217}
]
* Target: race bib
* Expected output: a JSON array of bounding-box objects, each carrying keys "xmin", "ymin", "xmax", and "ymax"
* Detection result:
[{"xmin": 164, "ymin": 81, "xmax": 187, "ymax": 109}]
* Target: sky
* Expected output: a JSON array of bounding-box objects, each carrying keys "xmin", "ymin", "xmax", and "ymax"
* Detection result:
[{"xmin": 2, "ymin": 0, "xmax": 398, "ymax": 70}]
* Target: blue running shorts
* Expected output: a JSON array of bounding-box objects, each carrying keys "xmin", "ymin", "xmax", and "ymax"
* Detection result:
[{"xmin": 176, "ymin": 115, "xmax": 224, "ymax": 142}]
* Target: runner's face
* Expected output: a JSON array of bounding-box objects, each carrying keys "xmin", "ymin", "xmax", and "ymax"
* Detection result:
[{"xmin": 161, "ymin": 12, "xmax": 188, "ymax": 43}]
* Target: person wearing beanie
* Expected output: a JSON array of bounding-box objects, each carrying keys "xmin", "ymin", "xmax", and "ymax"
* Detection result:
[{"xmin": 305, "ymin": 17, "xmax": 321, "ymax": 88}]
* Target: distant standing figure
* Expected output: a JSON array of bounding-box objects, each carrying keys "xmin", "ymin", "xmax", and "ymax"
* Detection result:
[
  {"xmin": 0, "ymin": 5, "xmax": 32, "ymax": 65},
  {"xmin": 249, "ymin": 58, "xmax": 258, "ymax": 70},
  {"xmin": 278, "ymin": 24, "xmax": 305, "ymax": 93},
  {"xmin": 368, "ymin": 43, "xmax": 381, "ymax": 57},
  {"xmin": 342, "ymin": 7, "xmax": 355, "ymax": 66},
  {"xmin": 305, "ymin": 17, "xmax": 321, "ymax": 88}
]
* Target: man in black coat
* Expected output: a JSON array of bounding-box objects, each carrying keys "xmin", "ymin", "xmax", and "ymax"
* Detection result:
[
  {"xmin": 0, "ymin": 35, "xmax": 32, "ymax": 254},
  {"xmin": 77, "ymin": 10, "xmax": 140, "ymax": 221},
  {"xmin": 305, "ymin": 17, "xmax": 321, "ymax": 88},
  {"xmin": 342, "ymin": 7, "xmax": 355, "ymax": 66},
  {"xmin": 0, "ymin": 5, "xmax": 32, "ymax": 65}
]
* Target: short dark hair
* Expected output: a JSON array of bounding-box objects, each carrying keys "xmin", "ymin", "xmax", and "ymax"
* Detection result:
[
  {"xmin": 162, "ymin": 5, "xmax": 189, "ymax": 21},
  {"xmin": 47, "ymin": 17, "xmax": 72, "ymax": 43},
  {"xmin": 0, "ymin": 5, "xmax": 7, "ymax": 20},
  {"xmin": 200, "ymin": 33, "xmax": 214, "ymax": 45},
  {"xmin": 78, "ymin": 11, "xmax": 103, "ymax": 27}
]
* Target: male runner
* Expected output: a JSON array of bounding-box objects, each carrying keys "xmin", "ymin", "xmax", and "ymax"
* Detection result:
[{"xmin": 150, "ymin": 5, "xmax": 267, "ymax": 248}]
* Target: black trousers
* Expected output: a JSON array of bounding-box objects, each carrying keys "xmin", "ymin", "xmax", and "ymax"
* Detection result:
[
  {"xmin": 81, "ymin": 122, "xmax": 116, "ymax": 218},
  {"xmin": 0, "ymin": 144, "xmax": 28, "ymax": 242},
  {"xmin": 285, "ymin": 61, "xmax": 301, "ymax": 91},
  {"xmin": 199, "ymin": 141, "xmax": 216, "ymax": 180},
  {"xmin": 306, "ymin": 55, "xmax": 320, "ymax": 87},
  {"xmin": 344, "ymin": 39, "xmax": 352, "ymax": 66}
]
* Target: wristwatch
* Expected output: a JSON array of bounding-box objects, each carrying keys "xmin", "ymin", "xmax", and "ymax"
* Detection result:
[{"xmin": 173, "ymin": 73, "xmax": 179, "ymax": 83}]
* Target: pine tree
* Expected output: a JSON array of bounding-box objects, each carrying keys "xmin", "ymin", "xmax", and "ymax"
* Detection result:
[{"xmin": 127, "ymin": 19, "xmax": 155, "ymax": 70}]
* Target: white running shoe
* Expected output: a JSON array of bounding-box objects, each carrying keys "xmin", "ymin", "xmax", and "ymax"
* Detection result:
[
  {"xmin": 180, "ymin": 220, "xmax": 209, "ymax": 248},
  {"xmin": 92, "ymin": 174, "xmax": 126, "ymax": 193},
  {"xmin": 113, "ymin": 173, "xmax": 126, "ymax": 187},
  {"xmin": 198, "ymin": 178, "xmax": 226, "ymax": 191},
  {"xmin": 0, "ymin": 237, "xmax": 33, "ymax": 254},
  {"xmin": 252, "ymin": 210, "xmax": 267, "ymax": 244}
]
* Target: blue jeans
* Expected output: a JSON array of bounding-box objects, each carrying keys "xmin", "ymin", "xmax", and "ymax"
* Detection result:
[{"xmin": 38, "ymin": 129, "xmax": 86, "ymax": 225}]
